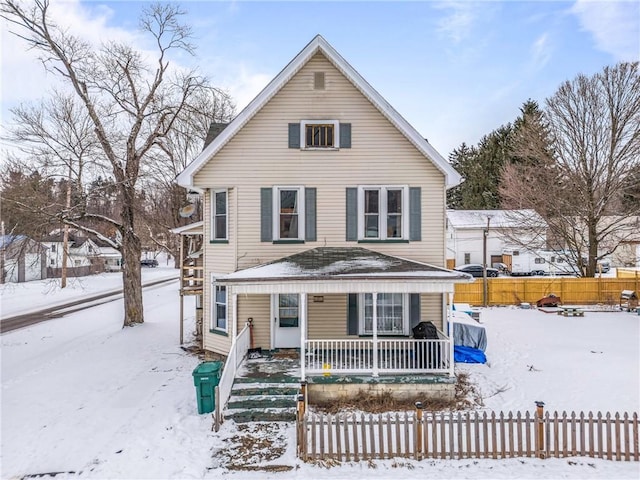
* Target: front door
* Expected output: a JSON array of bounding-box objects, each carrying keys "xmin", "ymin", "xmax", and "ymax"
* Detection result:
[{"xmin": 273, "ymin": 294, "xmax": 301, "ymax": 349}]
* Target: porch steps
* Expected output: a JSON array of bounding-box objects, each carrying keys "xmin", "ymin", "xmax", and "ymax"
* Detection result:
[{"xmin": 223, "ymin": 382, "xmax": 300, "ymax": 423}]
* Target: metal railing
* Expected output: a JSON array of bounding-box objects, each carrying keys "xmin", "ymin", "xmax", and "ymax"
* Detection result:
[{"xmin": 213, "ymin": 323, "xmax": 251, "ymax": 431}]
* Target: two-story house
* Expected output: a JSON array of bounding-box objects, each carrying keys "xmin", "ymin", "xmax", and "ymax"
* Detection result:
[{"xmin": 177, "ymin": 36, "xmax": 472, "ymax": 403}]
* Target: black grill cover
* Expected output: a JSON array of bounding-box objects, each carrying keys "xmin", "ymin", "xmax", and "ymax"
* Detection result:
[{"xmin": 412, "ymin": 321, "xmax": 438, "ymax": 339}]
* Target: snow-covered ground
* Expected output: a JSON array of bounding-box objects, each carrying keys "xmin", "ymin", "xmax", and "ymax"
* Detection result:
[{"xmin": 1, "ymin": 275, "xmax": 639, "ymax": 479}]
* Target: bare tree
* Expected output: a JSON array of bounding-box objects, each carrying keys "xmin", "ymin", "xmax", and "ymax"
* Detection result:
[
  {"xmin": 139, "ymin": 87, "xmax": 235, "ymax": 261},
  {"xmin": 501, "ymin": 63, "xmax": 640, "ymax": 276},
  {"xmin": 1, "ymin": 0, "xmax": 210, "ymax": 325},
  {"xmin": 4, "ymin": 94, "xmax": 103, "ymax": 287}
]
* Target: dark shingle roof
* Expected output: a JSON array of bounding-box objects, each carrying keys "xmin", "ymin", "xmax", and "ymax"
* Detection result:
[{"xmin": 203, "ymin": 123, "xmax": 229, "ymax": 151}]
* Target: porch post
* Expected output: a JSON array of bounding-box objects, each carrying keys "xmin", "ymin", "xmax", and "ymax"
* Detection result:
[
  {"xmin": 372, "ymin": 292, "xmax": 379, "ymax": 377},
  {"xmin": 300, "ymin": 292, "xmax": 307, "ymax": 382},
  {"xmin": 448, "ymin": 292, "xmax": 454, "ymax": 377},
  {"xmin": 232, "ymin": 289, "xmax": 238, "ymax": 340}
]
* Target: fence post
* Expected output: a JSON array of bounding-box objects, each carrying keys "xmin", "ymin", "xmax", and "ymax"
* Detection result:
[
  {"xmin": 415, "ymin": 401, "xmax": 423, "ymax": 460},
  {"xmin": 535, "ymin": 401, "xmax": 545, "ymax": 459},
  {"xmin": 297, "ymin": 393, "xmax": 306, "ymax": 458}
]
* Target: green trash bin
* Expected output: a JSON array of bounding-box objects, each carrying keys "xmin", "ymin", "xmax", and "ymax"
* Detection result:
[{"xmin": 192, "ymin": 361, "xmax": 222, "ymax": 414}]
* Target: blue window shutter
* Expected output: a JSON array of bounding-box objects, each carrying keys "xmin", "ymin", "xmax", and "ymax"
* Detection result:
[
  {"xmin": 346, "ymin": 187, "xmax": 357, "ymax": 241},
  {"xmin": 305, "ymin": 187, "xmax": 316, "ymax": 241},
  {"xmin": 339, "ymin": 123, "xmax": 351, "ymax": 148},
  {"xmin": 288, "ymin": 123, "xmax": 300, "ymax": 148},
  {"xmin": 410, "ymin": 293, "xmax": 421, "ymax": 329},
  {"xmin": 347, "ymin": 294, "xmax": 358, "ymax": 335},
  {"xmin": 260, "ymin": 188, "xmax": 273, "ymax": 242},
  {"xmin": 409, "ymin": 187, "xmax": 421, "ymax": 241}
]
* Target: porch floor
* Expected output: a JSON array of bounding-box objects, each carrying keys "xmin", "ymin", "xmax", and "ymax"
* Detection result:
[{"xmin": 235, "ymin": 349, "xmax": 454, "ymax": 385}]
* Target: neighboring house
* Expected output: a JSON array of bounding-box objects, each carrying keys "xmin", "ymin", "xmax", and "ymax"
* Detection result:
[
  {"xmin": 176, "ymin": 35, "xmax": 472, "ymax": 401},
  {"xmin": 0, "ymin": 235, "xmax": 47, "ymax": 283},
  {"xmin": 92, "ymin": 238, "xmax": 123, "ymax": 272},
  {"xmin": 446, "ymin": 209, "xmax": 547, "ymax": 269},
  {"xmin": 41, "ymin": 233, "xmax": 120, "ymax": 277}
]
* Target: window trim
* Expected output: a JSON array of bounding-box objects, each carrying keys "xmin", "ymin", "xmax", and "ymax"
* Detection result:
[
  {"xmin": 210, "ymin": 188, "xmax": 228, "ymax": 241},
  {"xmin": 357, "ymin": 185, "xmax": 409, "ymax": 240},
  {"xmin": 300, "ymin": 120, "xmax": 339, "ymax": 150},
  {"xmin": 272, "ymin": 186, "xmax": 305, "ymax": 241},
  {"xmin": 358, "ymin": 292, "xmax": 409, "ymax": 336},
  {"xmin": 211, "ymin": 281, "xmax": 228, "ymax": 333}
]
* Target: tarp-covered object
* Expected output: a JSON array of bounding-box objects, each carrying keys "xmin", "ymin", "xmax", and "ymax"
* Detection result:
[
  {"xmin": 451, "ymin": 311, "xmax": 487, "ymax": 363},
  {"xmin": 455, "ymin": 345, "xmax": 487, "ymax": 363}
]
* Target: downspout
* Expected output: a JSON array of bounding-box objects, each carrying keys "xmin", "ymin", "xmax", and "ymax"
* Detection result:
[{"xmin": 234, "ymin": 187, "xmax": 239, "ymax": 272}]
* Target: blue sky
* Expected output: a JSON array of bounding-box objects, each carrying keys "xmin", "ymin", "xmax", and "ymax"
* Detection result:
[{"xmin": 1, "ymin": 0, "xmax": 639, "ymax": 156}]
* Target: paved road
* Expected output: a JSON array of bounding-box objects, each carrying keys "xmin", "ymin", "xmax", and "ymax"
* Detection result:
[{"xmin": 0, "ymin": 277, "xmax": 178, "ymax": 334}]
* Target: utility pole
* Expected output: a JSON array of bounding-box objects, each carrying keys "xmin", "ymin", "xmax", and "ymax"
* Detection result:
[{"xmin": 483, "ymin": 215, "xmax": 492, "ymax": 307}]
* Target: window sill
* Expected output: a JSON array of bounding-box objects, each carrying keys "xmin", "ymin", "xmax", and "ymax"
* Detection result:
[
  {"xmin": 357, "ymin": 239, "xmax": 410, "ymax": 244},
  {"xmin": 209, "ymin": 329, "xmax": 229, "ymax": 337},
  {"xmin": 273, "ymin": 240, "xmax": 305, "ymax": 244},
  {"xmin": 209, "ymin": 240, "xmax": 229, "ymax": 244},
  {"xmin": 300, "ymin": 147, "xmax": 340, "ymax": 151}
]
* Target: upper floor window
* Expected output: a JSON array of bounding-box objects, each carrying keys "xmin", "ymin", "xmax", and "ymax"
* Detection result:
[
  {"xmin": 358, "ymin": 186, "xmax": 408, "ymax": 240},
  {"xmin": 274, "ymin": 187, "xmax": 305, "ymax": 240},
  {"xmin": 211, "ymin": 189, "xmax": 227, "ymax": 241},
  {"xmin": 301, "ymin": 120, "xmax": 338, "ymax": 149},
  {"xmin": 305, "ymin": 123, "xmax": 334, "ymax": 148},
  {"xmin": 289, "ymin": 121, "xmax": 351, "ymax": 149},
  {"xmin": 51, "ymin": 244, "xmax": 56, "ymax": 252}
]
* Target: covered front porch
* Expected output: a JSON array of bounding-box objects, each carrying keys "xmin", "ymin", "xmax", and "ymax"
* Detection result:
[{"xmin": 216, "ymin": 247, "xmax": 473, "ymax": 381}]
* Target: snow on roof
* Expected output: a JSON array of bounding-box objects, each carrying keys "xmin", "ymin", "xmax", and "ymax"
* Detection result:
[
  {"xmin": 170, "ymin": 221, "xmax": 204, "ymax": 235},
  {"xmin": 446, "ymin": 209, "xmax": 546, "ymax": 229},
  {"xmin": 217, "ymin": 247, "xmax": 471, "ymax": 283}
]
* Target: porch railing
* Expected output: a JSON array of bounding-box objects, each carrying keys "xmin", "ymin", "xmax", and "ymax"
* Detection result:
[
  {"xmin": 304, "ymin": 338, "xmax": 452, "ymax": 376},
  {"xmin": 213, "ymin": 323, "xmax": 251, "ymax": 431}
]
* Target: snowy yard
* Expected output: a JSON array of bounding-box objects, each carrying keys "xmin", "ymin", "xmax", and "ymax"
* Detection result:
[{"xmin": 1, "ymin": 275, "xmax": 639, "ymax": 479}]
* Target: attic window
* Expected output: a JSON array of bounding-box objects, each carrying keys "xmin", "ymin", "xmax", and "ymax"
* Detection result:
[
  {"xmin": 306, "ymin": 123, "xmax": 334, "ymax": 148},
  {"xmin": 314, "ymin": 72, "xmax": 325, "ymax": 90}
]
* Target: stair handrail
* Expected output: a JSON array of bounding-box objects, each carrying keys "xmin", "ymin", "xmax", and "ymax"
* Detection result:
[{"xmin": 213, "ymin": 322, "xmax": 251, "ymax": 431}]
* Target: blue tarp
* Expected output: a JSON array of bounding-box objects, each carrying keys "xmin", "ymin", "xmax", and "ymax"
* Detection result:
[{"xmin": 454, "ymin": 345, "xmax": 487, "ymax": 364}]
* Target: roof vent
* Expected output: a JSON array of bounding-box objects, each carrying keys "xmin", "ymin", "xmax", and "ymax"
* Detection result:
[{"xmin": 314, "ymin": 72, "xmax": 325, "ymax": 90}]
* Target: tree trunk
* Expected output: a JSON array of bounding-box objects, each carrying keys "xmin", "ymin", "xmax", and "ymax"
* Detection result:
[{"xmin": 120, "ymin": 190, "xmax": 144, "ymax": 327}]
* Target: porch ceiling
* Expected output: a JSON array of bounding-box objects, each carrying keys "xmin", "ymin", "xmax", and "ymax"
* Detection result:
[{"xmin": 215, "ymin": 247, "xmax": 472, "ymax": 294}]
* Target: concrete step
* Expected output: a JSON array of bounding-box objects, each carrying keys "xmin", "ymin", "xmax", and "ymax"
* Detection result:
[
  {"xmin": 224, "ymin": 407, "xmax": 297, "ymax": 423},
  {"xmin": 227, "ymin": 394, "xmax": 297, "ymax": 410},
  {"xmin": 228, "ymin": 385, "xmax": 300, "ymax": 397}
]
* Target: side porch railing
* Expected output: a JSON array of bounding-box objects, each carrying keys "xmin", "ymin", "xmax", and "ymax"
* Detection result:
[
  {"xmin": 213, "ymin": 323, "xmax": 251, "ymax": 431},
  {"xmin": 304, "ymin": 337, "xmax": 452, "ymax": 377}
]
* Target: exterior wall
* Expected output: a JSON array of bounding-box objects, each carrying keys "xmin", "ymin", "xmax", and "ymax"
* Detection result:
[
  {"xmin": 307, "ymin": 294, "xmax": 348, "ymax": 340},
  {"xmin": 194, "ymin": 53, "xmax": 447, "ymax": 272},
  {"xmin": 196, "ymin": 53, "xmax": 450, "ymax": 354}
]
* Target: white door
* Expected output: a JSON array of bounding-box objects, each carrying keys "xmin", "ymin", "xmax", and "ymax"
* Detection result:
[{"xmin": 273, "ymin": 294, "xmax": 301, "ymax": 349}]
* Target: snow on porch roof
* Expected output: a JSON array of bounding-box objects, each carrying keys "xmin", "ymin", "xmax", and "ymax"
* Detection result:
[{"xmin": 216, "ymin": 247, "xmax": 473, "ymax": 293}]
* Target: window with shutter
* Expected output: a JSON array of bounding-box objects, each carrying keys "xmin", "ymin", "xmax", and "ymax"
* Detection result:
[{"xmin": 289, "ymin": 121, "xmax": 351, "ymax": 149}]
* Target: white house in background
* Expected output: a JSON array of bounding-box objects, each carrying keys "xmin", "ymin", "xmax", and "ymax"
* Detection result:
[
  {"xmin": 41, "ymin": 233, "xmax": 122, "ymax": 274},
  {"xmin": 446, "ymin": 209, "xmax": 547, "ymax": 269},
  {"xmin": 42, "ymin": 233, "xmax": 93, "ymax": 270}
]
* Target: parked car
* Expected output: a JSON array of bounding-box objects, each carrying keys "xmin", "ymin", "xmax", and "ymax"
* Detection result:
[
  {"xmin": 455, "ymin": 264, "xmax": 499, "ymax": 278},
  {"xmin": 140, "ymin": 258, "xmax": 159, "ymax": 267}
]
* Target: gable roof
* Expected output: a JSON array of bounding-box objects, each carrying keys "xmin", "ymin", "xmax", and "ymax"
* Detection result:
[{"xmin": 177, "ymin": 35, "xmax": 461, "ymax": 188}]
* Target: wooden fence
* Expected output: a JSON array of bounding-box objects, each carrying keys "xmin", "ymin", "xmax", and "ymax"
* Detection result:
[
  {"xmin": 297, "ymin": 405, "xmax": 639, "ymax": 462},
  {"xmin": 453, "ymin": 277, "xmax": 640, "ymax": 306}
]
